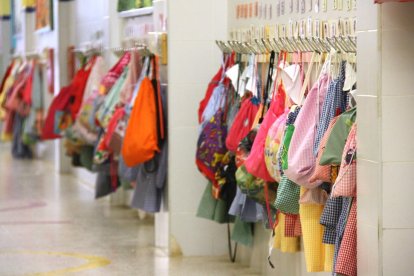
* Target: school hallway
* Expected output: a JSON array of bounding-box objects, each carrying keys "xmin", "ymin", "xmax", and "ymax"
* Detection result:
[{"xmin": 0, "ymin": 143, "xmax": 254, "ymax": 276}]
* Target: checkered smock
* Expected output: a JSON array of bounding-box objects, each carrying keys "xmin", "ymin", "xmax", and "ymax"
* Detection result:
[
  {"xmin": 314, "ymin": 61, "xmax": 348, "ymax": 156},
  {"xmin": 299, "ymin": 187, "xmax": 335, "ymax": 272},
  {"xmin": 335, "ymin": 198, "xmax": 357, "ymax": 276}
]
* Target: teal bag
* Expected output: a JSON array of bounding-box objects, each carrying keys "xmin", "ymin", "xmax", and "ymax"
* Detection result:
[
  {"xmin": 95, "ymin": 68, "xmax": 128, "ymax": 129},
  {"xmin": 196, "ymin": 182, "xmax": 232, "ymax": 224},
  {"xmin": 320, "ymin": 107, "xmax": 357, "ymax": 165},
  {"xmin": 80, "ymin": 145, "xmax": 95, "ymax": 171},
  {"xmin": 231, "ymin": 216, "xmax": 253, "ymax": 247}
]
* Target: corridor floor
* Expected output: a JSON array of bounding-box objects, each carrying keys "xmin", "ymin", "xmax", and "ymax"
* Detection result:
[{"xmin": 0, "ymin": 144, "xmax": 255, "ymax": 276}]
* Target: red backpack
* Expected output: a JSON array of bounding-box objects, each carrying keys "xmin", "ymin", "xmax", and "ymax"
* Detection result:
[
  {"xmin": 198, "ymin": 54, "xmax": 233, "ymax": 123},
  {"xmin": 41, "ymin": 59, "xmax": 94, "ymax": 140}
]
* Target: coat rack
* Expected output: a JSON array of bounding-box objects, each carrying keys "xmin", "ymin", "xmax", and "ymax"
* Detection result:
[{"xmin": 215, "ymin": 35, "xmax": 356, "ymax": 55}]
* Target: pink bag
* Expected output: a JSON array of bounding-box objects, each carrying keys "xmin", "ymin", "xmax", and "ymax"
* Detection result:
[
  {"xmin": 264, "ymin": 109, "xmax": 289, "ymax": 183},
  {"xmin": 225, "ymin": 95, "xmax": 259, "ymax": 152},
  {"xmin": 308, "ymin": 116, "xmax": 339, "ymax": 186},
  {"xmin": 244, "ymin": 82, "xmax": 287, "ymax": 182},
  {"xmin": 284, "ymin": 74, "xmax": 330, "ymax": 188}
]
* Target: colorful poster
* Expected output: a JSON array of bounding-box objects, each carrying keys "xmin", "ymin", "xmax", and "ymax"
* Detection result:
[
  {"xmin": 35, "ymin": 0, "xmax": 53, "ymax": 32},
  {"xmin": 117, "ymin": 0, "xmax": 152, "ymax": 12},
  {"xmin": 0, "ymin": 0, "xmax": 11, "ymax": 19},
  {"xmin": 22, "ymin": 0, "xmax": 36, "ymax": 9}
]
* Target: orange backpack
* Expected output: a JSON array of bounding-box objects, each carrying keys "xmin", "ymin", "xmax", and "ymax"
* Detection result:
[{"xmin": 121, "ymin": 56, "xmax": 164, "ymax": 167}]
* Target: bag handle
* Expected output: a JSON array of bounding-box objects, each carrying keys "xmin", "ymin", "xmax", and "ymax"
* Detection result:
[
  {"xmin": 298, "ymin": 52, "xmax": 317, "ymax": 105},
  {"xmin": 258, "ymin": 51, "xmax": 276, "ymax": 123},
  {"xmin": 150, "ymin": 55, "xmax": 165, "ymax": 144},
  {"xmin": 264, "ymin": 182, "xmax": 274, "ymax": 228},
  {"xmin": 227, "ymin": 223, "xmax": 238, "ymax": 263},
  {"xmin": 270, "ymin": 51, "xmax": 287, "ymax": 102}
]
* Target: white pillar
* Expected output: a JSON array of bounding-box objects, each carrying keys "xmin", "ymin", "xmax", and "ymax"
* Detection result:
[
  {"xmin": 357, "ymin": 2, "xmax": 414, "ymax": 276},
  {"xmin": 54, "ymin": 0, "xmax": 76, "ymax": 174},
  {"xmin": 167, "ymin": 0, "xmax": 229, "ymax": 256},
  {"xmin": 0, "ymin": 18, "xmax": 12, "ymax": 74}
]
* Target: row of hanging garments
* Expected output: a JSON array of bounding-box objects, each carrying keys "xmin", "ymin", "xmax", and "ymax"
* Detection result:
[
  {"xmin": 196, "ymin": 48, "xmax": 357, "ymax": 275},
  {"xmin": 0, "ymin": 57, "xmax": 46, "ymax": 159},
  {"xmin": 0, "ymin": 49, "xmax": 167, "ymax": 214}
]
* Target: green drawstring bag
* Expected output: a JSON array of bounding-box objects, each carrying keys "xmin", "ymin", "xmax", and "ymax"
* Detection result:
[
  {"xmin": 235, "ymin": 165, "xmax": 278, "ymax": 207},
  {"xmin": 320, "ymin": 107, "xmax": 357, "ymax": 166},
  {"xmin": 95, "ymin": 69, "xmax": 128, "ymax": 129},
  {"xmin": 274, "ymin": 175, "xmax": 300, "ymax": 214},
  {"xmin": 117, "ymin": 0, "xmax": 140, "ymax": 12},
  {"xmin": 121, "ymin": 179, "xmax": 133, "ymax": 190},
  {"xmin": 231, "ymin": 216, "xmax": 253, "ymax": 247},
  {"xmin": 281, "ymin": 125, "xmax": 295, "ymax": 170},
  {"xmin": 142, "ymin": 0, "xmax": 152, "ymax": 7},
  {"xmin": 80, "ymin": 145, "xmax": 95, "ymax": 171},
  {"xmin": 197, "ymin": 182, "xmax": 232, "ymax": 224}
]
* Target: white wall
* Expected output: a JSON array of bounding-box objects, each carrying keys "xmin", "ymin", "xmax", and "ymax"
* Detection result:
[
  {"xmin": 355, "ymin": 2, "xmax": 380, "ymax": 276},
  {"xmin": 356, "ymin": 2, "xmax": 414, "ymax": 275},
  {"xmin": 357, "ymin": 2, "xmax": 414, "ymax": 276},
  {"xmin": 168, "ymin": 0, "xmax": 229, "ymax": 256}
]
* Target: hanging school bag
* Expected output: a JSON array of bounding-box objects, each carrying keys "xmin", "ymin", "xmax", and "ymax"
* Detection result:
[
  {"xmin": 225, "ymin": 95, "xmax": 260, "ymax": 152},
  {"xmin": 234, "ymin": 128, "xmax": 277, "ymax": 228},
  {"xmin": 308, "ymin": 116, "xmax": 340, "ymax": 186},
  {"xmin": 235, "ymin": 164, "xmax": 277, "ymax": 208},
  {"xmin": 95, "ymin": 68, "xmax": 128, "ymax": 129},
  {"xmin": 319, "ymin": 107, "xmax": 356, "ymax": 165},
  {"xmin": 106, "ymin": 57, "xmax": 150, "ymax": 155},
  {"xmin": 41, "ymin": 86, "xmax": 72, "ymax": 140},
  {"xmin": 313, "ymin": 61, "xmax": 347, "ymax": 155},
  {"xmin": 195, "ymin": 107, "xmax": 228, "ymax": 195},
  {"xmin": 273, "ymin": 105, "xmax": 302, "ymax": 214},
  {"xmin": 42, "ymin": 58, "xmax": 95, "ymax": 139},
  {"xmin": 284, "ymin": 66, "xmax": 330, "ymax": 188},
  {"xmin": 198, "ymin": 54, "xmax": 232, "ymax": 123},
  {"xmin": 122, "ymin": 56, "xmax": 164, "ymax": 167},
  {"xmin": 244, "ymin": 52, "xmax": 286, "ymax": 182},
  {"xmin": 331, "ymin": 124, "xmax": 357, "ymax": 197},
  {"xmin": 263, "ymin": 107, "xmax": 289, "ymax": 183},
  {"xmin": 200, "ymin": 83, "xmax": 227, "ymax": 130},
  {"xmin": 5, "ymin": 63, "xmax": 34, "ymax": 117}
]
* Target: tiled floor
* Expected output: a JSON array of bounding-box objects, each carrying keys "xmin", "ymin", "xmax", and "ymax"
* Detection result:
[{"xmin": 0, "ymin": 144, "xmax": 256, "ymax": 275}]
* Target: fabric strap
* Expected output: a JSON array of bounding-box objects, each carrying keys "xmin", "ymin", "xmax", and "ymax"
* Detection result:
[
  {"xmin": 259, "ymin": 51, "xmax": 276, "ymax": 123},
  {"xmin": 298, "ymin": 52, "xmax": 317, "ymax": 105}
]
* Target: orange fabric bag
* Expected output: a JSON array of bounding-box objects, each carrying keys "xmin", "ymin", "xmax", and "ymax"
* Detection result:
[{"xmin": 121, "ymin": 56, "xmax": 163, "ymax": 167}]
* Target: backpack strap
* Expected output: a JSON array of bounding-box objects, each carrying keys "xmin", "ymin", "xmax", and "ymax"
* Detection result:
[
  {"xmin": 150, "ymin": 55, "xmax": 165, "ymax": 148},
  {"xmin": 258, "ymin": 51, "xmax": 276, "ymax": 123},
  {"xmin": 298, "ymin": 52, "xmax": 317, "ymax": 105}
]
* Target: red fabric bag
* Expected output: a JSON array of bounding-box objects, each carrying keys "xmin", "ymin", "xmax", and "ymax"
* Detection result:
[
  {"xmin": 99, "ymin": 52, "xmax": 131, "ymax": 95},
  {"xmin": 198, "ymin": 54, "xmax": 233, "ymax": 123},
  {"xmin": 0, "ymin": 61, "xmax": 15, "ymax": 95},
  {"xmin": 226, "ymin": 95, "xmax": 260, "ymax": 152},
  {"xmin": 103, "ymin": 107, "xmax": 125, "ymax": 149},
  {"xmin": 5, "ymin": 63, "xmax": 34, "ymax": 117},
  {"xmin": 68, "ymin": 57, "xmax": 96, "ymax": 118},
  {"xmin": 42, "ymin": 60, "xmax": 94, "ymax": 140},
  {"xmin": 41, "ymin": 86, "xmax": 72, "ymax": 140}
]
